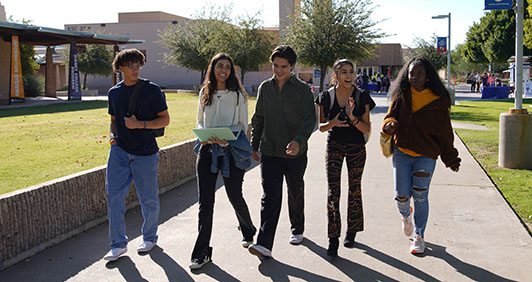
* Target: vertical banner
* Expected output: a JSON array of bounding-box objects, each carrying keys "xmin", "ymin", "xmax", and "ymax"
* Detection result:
[
  {"xmin": 68, "ymin": 42, "xmax": 82, "ymax": 100},
  {"xmin": 437, "ymin": 37, "xmax": 447, "ymax": 53},
  {"xmin": 10, "ymin": 35, "xmax": 25, "ymax": 103}
]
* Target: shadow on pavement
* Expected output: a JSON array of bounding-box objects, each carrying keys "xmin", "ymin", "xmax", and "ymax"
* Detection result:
[
  {"xmin": 146, "ymin": 246, "xmax": 194, "ymax": 282},
  {"xmin": 105, "ymin": 256, "xmax": 149, "ymax": 282},
  {"xmin": 257, "ymin": 256, "xmax": 338, "ymax": 282},
  {"xmin": 425, "ymin": 242, "xmax": 517, "ymax": 282},
  {"xmin": 301, "ymin": 239, "xmax": 398, "ymax": 281},
  {"xmin": 189, "ymin": 261, "xmax": 240, "ymax": 282},
  {"xmin": 355, "ymin": 242, "xmax": 438, "ymax": 281}
]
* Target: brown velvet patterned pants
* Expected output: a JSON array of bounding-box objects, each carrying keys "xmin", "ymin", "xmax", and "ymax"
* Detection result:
[{"xmin": 326, "ymin": 140, "xmax": 366, "ymax": 238}]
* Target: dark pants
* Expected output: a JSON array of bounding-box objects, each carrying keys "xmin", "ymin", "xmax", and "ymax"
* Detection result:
[
  {"xmin": 191, "ymin": 145, "xmax": 256, "ymax": 260},
  {"xmin": 256, "ymin": 153, "xmax": 307, "ymax": 251},
  {"xmin": 326, "ymin": 141, "xmax": 366, "ymax": 238}
]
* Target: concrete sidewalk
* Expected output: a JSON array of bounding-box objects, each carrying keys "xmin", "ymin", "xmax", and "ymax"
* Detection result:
[{"xmin": 1, "ymin": 93, "xmax": 531, "ymax": 281}]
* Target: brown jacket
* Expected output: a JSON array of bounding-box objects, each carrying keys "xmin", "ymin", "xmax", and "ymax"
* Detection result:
[{"xmin": 382, "ymin": 91, "xmax": 461, "ymax": 169}]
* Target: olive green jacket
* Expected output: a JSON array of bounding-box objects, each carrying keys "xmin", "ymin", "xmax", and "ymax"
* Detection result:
[{"xmin": 251, "ymin": 75, "xmax": 316, "ymax": 158}]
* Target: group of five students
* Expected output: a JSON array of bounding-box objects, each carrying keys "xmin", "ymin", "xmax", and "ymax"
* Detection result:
[{"xmin": 102, "ymin": 46, "xmax": 460, "ymax": 270}]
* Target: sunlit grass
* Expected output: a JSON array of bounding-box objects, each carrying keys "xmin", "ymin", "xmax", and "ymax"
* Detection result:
[{"xmin": 0, "ymin": 93, "xmax": 256, "ymax": 194}]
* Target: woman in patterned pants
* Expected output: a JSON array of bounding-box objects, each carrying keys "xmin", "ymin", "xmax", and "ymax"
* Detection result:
[{"xmin": 315, "ymin": 59, "xmax": 375, "ymax": 257}]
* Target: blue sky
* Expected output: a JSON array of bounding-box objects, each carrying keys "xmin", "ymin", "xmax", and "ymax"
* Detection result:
[{"xmin": 3, "ymin": 0, "xmax": 489, "ymax": 49}]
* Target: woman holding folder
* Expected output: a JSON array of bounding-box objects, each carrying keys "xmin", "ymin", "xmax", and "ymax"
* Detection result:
[{"xmin": 190, "ymin": 53, "xmax": 256, "ymax": 270}]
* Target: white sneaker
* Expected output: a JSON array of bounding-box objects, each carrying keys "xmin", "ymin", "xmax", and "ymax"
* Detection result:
[
  {"xmin": 410, "ymin": 235, "xmax": 425, "ymax": 254},
  {"xmin": 137, "ymin": 241, "xmax": 157, "ymax": 253},
  {"xmin": 248, "ymin": 244, "xmax": 272, "ymax": 257},
  {"xmin": 402, "ymin": 207, "xmax": 414, "ymax": 237},
  {"xmin": 103, "ymin": 247, "xmax": 127, "ymax": 261},
  {"xmin": 289, "ymin": 234, "xmax": 304, "ymax": 245},
  {"xmin": 241, "ymin": 240, "xmax": 253, "ymax": 248}
]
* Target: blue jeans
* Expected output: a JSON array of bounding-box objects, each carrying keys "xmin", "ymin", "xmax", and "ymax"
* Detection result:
[
  {"xmin": 105, "ymin": 144, "xmax": 160, "ymax": 248},
  {"xmin": 392, "ymin": 148, "xmax": 436, "ymax": 238}
]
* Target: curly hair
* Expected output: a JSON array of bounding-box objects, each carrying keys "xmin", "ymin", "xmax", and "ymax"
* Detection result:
[
  {"xmin": 201, "ymin": 53, "xmax": 245, "ymax": 107},
  {"xmin": 388, "ymin": 56, "xmax": 450, "ymax": 107},
  {"xmin": 112, "ymin": 48, "xmax": 145, "ymax": 73}
]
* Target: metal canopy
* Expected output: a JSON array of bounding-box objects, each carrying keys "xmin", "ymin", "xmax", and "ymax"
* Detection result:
[{"xmin": 0, "ymin": 22, "xmax": 144, "ymax": 46}]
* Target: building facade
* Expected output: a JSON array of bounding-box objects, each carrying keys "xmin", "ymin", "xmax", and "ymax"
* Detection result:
[
  {"xmin": 356, "ymin": 43, "xmax": 404, "ymax": 77},
  {"xmin": 65, "ymin": 11, "xmax": 281, "ymax": 93}
]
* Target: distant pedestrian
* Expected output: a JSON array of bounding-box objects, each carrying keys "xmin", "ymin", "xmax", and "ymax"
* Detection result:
[
  {"xmin": 468, "ymin": 72, "xmax": 477, "ymax": 93},
  {"xmin": 315, "ymin": 58, "xmax": 375, "ymax": 257},
  {"xmin": 481, "ymin": 72, "xmax": 489, "ymax": 89},
  {"xmin": 248, "ymin": 45, "xmax": 316, "ymax": 258},
  {"xmin": 104, "ymin": 48, "xmax": 170, "ymax": 261},
  {"xmin": 382, "ymin": 75, "xmax": 390, "ymax": 93},
  {"xmin": 362, "ymin": 71, "xmax": 369, "ymax": 90},
  {"xmin": 190, "ymin": 53, "xmax": 256, "ymax": 270},
  {"xmin": 382, "ymin": 56, "xmax": 460, "ymax": 254}
]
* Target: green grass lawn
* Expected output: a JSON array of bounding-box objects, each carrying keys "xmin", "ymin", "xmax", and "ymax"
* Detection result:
[
  {"xmin": 0, "ymin": 93, "xmax": 256, "ymax": 195},
  {"xmin": 451, "ymin": 99, "xmax": 532, "ymax": 230}
]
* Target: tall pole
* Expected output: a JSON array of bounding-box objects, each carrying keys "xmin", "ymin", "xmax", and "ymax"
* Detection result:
[
  {"xmin": 515, "ymin": 0, "xmax": 523, "ymax": 109},
  {"xmin": 447, "ymin": 13, "xmax": 451, "ymax": 89}
]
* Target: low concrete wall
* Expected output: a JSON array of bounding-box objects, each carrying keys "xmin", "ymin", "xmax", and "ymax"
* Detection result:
[
  {"xmin": 57, "ymin": 89, "xmax": 99, "ymax": 97},
  {"xmin": 0, "ymin": 139, "xmax": 196, "ymax": 270}
]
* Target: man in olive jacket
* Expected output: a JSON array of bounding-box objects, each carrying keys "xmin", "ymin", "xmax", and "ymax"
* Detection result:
[{"xmin": 248, "ymin": 45, "xmax": 316, "ymax": 258}]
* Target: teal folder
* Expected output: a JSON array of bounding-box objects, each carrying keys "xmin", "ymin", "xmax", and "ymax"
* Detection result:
[{"xmin": 192, "ymin": 127, "xmax": 239, "ymax": 142}]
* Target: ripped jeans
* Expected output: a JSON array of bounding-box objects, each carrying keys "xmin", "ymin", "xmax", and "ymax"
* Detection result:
[{"xmin": 392, "ymin": 148, "xmax": 436, "ymax": 238}]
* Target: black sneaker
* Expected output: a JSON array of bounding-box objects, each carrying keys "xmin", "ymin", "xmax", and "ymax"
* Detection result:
[
  {"xmin": 327, "ymin": 237, "xmax": 339, "ymax": 257},
  {"xmin": 343, "ymin": 232, "xmax": 356, "ymax": 248},
  {"xmin": 189, "ymin": 247, "xmax": 212, "ymax": 270}
]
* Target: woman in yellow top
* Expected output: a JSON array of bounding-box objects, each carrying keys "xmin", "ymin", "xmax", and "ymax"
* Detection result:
[{"xmin": 382, "ymin": 56, "xmax": 461, "ymax": 254}]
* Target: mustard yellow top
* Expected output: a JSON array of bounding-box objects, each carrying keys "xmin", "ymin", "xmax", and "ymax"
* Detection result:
[{"xmin": 397, "ymin": 86, "xmax": 440, "ymax": 157}]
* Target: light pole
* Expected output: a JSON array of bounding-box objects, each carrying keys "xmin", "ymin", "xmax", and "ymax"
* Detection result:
[{"xmin": 432, "ymin": 13, "xmax": 451, "ymax": 89}]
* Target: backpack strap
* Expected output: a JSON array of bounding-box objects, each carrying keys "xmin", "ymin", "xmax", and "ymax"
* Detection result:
[
  {"xmin": 127, "ymin": 78, "xmax": 148, "ymax": 117},
  {"xmin": 328, "ymin": 86, "xmax": 336, "ymax": 111},
  {"xmin": 354, "ymin": 87, "xmax": 361, "ymax": 117},
  {"xmin": 317, "ymin": 86, "xmax": 336, "ymax": 120}
]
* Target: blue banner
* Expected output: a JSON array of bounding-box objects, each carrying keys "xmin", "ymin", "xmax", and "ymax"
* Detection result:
[
  {"xmin": 68, "ymin": 42, "xmax": 82, "ymax": 100},
  {"xmin": 437, "ymin": 37, "xmax": 447, "ymax": 53},
  {"xmin": 485, "ymin": 0, "xmax": 512, "ymax": 10}
]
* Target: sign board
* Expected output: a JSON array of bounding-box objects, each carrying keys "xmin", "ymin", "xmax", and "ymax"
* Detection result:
[
  {"xmin": 68, "ymin": 42, "xmax": 82, "ymax": 100},
  {"xmin": 313, "ymin": 69, "xmax": 321, "ymax": 79},
  {"xmin": 437, "ymin": 37, "xmax": 447, "ymax": 53},
  {"xmin": 524, "ymin": 82, "xmax": 532, "ymax": 97},
  {"xmin": 10, "ymin": 35, "xmax": 24, "ymax": 103},
  {"xmin": 485, "ymin": 0, "xmax": 512, "ymax": 10}
]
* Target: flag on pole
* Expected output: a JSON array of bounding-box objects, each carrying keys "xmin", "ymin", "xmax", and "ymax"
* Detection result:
[{"xmin": 437, "ymin": 37, "xmax": 447, "ymax": 53}]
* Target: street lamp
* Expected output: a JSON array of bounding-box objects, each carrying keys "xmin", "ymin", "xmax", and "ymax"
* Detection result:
[{"xmin": 432, "ymin": 13, "xmax": 451, "ymax": 89}]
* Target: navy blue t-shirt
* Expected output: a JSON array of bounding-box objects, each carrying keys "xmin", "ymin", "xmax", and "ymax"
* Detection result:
[{"xmin": 108, "ymin": 80, "xmax": 168, "ymax": 156}]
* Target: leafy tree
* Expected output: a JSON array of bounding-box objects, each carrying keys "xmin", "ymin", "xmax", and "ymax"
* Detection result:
[
  {"xmin": 451, "ymin": 44, "xmax": 488, "ymax": 76},
  {"xmin": 480, "ymin": 10, "xmax": 515, "ymax": 63},
  {"xmin": 20, "ymin": 44, "xmax": 38, "ymax": 76},
  {"xmin": 283, "ymin": 0, "xmax": 384, "ymax": 91},
  {"xmin": 8, "ymin": 17, "xmax": 38, "ymax": 75},
  {"xmin": 462, "ymin": 22, "xmax": 488, "ymax": 64},
  {"xmin": 77, "ymin": 44, "xmax": 113, "ymax": 89},
  {"xmin": 158, "ymin": 6, "xmax": 232, "ymax": 84},
  {"xmin": 465, "ymin": 7, "xmax": 531, "ymax": 65},
  {"xmin": 222, "ymin": 15, "xmax": 275, "ymax": 85},
  {"xmin": 408, "ymin": 35, "xmax": 447, "ymax": 71}
]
